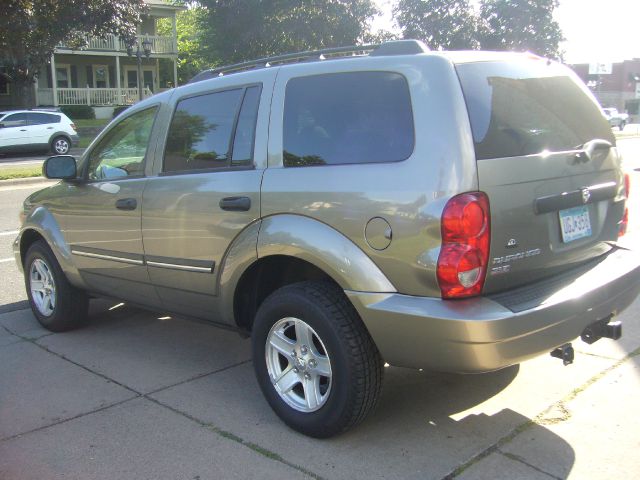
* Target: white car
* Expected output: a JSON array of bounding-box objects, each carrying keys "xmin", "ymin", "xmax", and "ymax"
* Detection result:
[
  {"xmin": 602, "ymin": 107, "xmax": 629, "ymax": 130},
  {"xmin": 0, "ymin": 110, "xmax": 79, "ymax": 155}
]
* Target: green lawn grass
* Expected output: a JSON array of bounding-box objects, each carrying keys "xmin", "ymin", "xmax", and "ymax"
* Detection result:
[
  {"xmin": 0, "ymin": 166, "xmax": 42, "ymax": 180},
  {"xmin": 77, "ymin": 137, "xmax": 93, "ymax": 148},
  {"xmin": 74, "ymin": 119, "xmax": 110, "ymax": 128}
]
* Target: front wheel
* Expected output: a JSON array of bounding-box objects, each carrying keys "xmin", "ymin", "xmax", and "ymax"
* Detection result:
[
  {"xmin": 24, "ymin": 241, "xmax": 88, "ymax": 332},
  {"xmin": 252, "ymin": 281, "xmax": 383, "ymax": 438},
  {"xmin": 51, "ymin": 136, "xmax": 70, "ymax": 155}
]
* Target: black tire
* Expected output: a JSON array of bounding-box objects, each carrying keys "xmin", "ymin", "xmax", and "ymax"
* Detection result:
[
  {"xmin": 24, "ymin": 240, "xmax": 88, "ymax": 332},
  {"xmin": 252, "ymin": 281, "xmax": 383, "ymax": 438},
  {"xmin": 51, "ymin": 136, "xmax": 70, "ymax": 155}
]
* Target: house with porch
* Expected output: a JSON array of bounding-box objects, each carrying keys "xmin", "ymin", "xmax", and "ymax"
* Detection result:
[{"xmin": 2, "ymin": 0, "xmax": 185, "ymax": 117}]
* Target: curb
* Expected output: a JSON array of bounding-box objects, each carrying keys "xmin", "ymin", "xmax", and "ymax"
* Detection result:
[{"xmin": 0, "ymin": 176, "xmax": 54, "ymax": 187}]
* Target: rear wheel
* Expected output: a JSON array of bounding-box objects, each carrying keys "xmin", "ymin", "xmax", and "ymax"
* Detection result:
[
  {"xmin": 252, "ymin": 281, "xmax": 383, "ymax": 438},
  {"xmin": 51, "ymin": 136, "xmax": 70, "ymax": 155},
  {"xmin": 24, "ymin": 241, "xmax": 88, "ymax": 332}
]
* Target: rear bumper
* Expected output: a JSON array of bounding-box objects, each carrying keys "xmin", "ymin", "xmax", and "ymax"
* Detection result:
[
  {"xmin": 347, "ymin": 247, "xmax": 640, "ymax": 373},
  {"xmin": 70, "ymin": 134, "xmax": 80, "ymax": 147}
]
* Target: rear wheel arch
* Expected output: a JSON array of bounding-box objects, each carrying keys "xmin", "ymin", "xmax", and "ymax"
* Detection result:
[{"xmin": 233, "ymin": 255, "xmax": 339, "ymax": 332}]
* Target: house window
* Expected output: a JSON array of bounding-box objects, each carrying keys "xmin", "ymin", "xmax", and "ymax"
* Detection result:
[
  {"xmin": 55, "ymin": 65, "xmax": 71, "ymax": 88},
  {"xmin": 93, "ymin": 65, "xmax": 109, "ymax": 88}
]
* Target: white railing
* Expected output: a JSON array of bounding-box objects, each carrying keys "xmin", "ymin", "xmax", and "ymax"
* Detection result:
[
  {"xmin": 37, "ymin": 88, "xmax": 153, "ymax": 106},
  {"xmin": 58, "ymin": 34, "xmax": 176, "ymax": 54},
  {"xmin": 119, "ymin": 35, "xmax": 177, "ymax": 54}
]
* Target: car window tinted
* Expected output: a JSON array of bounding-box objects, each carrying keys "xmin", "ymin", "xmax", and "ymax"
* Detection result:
[
  {"xmin": 231, "ymin": 86, "xmax": 260, "ymax": 166},
  {"xmin": 87, "ymin": 107, "xmax": 157, "ymax": 181},
  {"xmin": 28, "ymin": 113, "xmax": 60, "ymax": 125},
  {"xmin": 456, "ymin": 60, "xmax": 615, "ymax": 160},
  {"xmin": 1, "ymin": 113, "xmax": 28, "ymax": 128},
  {"xmin": 164, "ymin": 89, "xmax": 244, "ymax": 172},
  {"xmin": 283, "ymin": 72, "xmax": 414, "ymax": 167}
]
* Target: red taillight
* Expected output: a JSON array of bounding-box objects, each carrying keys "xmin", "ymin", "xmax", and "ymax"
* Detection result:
[
  {"xmin": 619, "ymin": 173, "xmax": 630, "ymax": 237},
  {"xmin": 624, "ymin": 173, "xmax": 630, "ymax": 197},
  {"xmin": 437, "ymin": 192, "xmax": 490, "ymax": 299}
]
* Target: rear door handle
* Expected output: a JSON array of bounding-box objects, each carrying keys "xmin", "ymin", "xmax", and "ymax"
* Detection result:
[
  {"xmin": 219, "ymin": 196, "xmax": 251, "ymax": 211},
  {"xmin": 115, "ymin": 198, "xmax": 137, "ymax": 210}
]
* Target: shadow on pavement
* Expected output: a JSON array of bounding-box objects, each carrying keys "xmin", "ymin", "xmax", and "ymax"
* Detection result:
[{"xmin": 1, "ymin": 299, "xmax": 577, "ymax": 479}]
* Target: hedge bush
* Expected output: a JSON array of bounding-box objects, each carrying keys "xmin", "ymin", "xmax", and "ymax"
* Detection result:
[
  {"xmin": 113, "ymin": 105, "xmax": 130, "ymax": 118},
  {"xmin": 60, "ymin": 105, "xmax": 95, "ymax": 120}
]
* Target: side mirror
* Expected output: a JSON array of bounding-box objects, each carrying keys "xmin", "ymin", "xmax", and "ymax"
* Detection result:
[{"xmin": 43, "ymin": 155, "xmax": 78, "ymax": 180}]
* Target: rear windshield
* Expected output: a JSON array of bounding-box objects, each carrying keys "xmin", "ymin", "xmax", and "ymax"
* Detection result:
[{"xmin": 456, "ymin": 60, "xmax": 615, "ymax": 160}]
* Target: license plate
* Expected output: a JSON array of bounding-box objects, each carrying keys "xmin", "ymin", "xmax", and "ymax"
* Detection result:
[{"xmin": 559, "ymin": 206, "xmax": 592, "ymax": 242}]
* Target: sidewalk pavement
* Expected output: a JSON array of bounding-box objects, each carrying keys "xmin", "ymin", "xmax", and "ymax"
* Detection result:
[{"xmin": 0, "ymin": 292, "xmax": 638, "ymax": 479}]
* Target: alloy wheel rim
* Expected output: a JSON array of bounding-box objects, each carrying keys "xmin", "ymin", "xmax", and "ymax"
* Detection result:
[
  {"xmin": 29, "ymin": 258, "xmax": 56, "ymax": 316},
  {"xmin": 55, "ymin": 139, "xmax": 69, "ymax": 154},
  {"xmin": 265, "ymin": 317, "xmax": 332, "ymax": 413}
]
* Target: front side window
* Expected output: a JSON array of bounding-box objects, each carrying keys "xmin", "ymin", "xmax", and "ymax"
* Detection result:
[
  {"xmin": 283, "ymin": 71, "xmax": 414, "ymax": 167},
  {"xmin": 0, "ymin": 113, "xmax": 28, "ymax": 128},
  {"xmin": 164, "ymin": 89, "xmax": 245, "ymax": 172},
  {"xmin": 87, "ymin": 107, "xmax": 157, "ymax": 181}
]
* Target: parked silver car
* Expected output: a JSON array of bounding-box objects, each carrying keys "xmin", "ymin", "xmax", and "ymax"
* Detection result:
[{"xmin": 14, "ymin": 40, "xmax": 640, "ymax": 438}]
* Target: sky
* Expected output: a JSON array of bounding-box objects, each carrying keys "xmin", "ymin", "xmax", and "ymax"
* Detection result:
[{"xmin": 371, "ymin": 0, "xmax": 640, "ymax": 65}]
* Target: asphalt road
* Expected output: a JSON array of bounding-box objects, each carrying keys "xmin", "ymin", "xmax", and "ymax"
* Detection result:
[{"xmin": 0, "ymin": 142, "xmax": 639, "ymax": 479}]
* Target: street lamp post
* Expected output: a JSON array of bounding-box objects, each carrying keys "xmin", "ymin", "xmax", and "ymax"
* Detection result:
[{"xmin": 127, "ymin": 38, "xmax": 152, "ymax": 102}]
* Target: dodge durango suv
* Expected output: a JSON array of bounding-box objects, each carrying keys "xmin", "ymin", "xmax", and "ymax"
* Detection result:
[{"xmin": 14, "ymin": 40, "xmax": 640, "ymax": 438}]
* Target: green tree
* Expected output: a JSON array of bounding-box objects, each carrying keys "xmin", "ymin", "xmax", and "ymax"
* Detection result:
[
  {"xmin": 157, "ymin": 5, "xmax": 210, "ymax": 85},
  {"xmin": 479, "ymin": 0, "xmax": 563, "ymax": 58},
  {"xmin": 0, "ymin": 0, "xmax": 147, "ymax": 107},
  {"xmin": 395, "ymin": 0, "xmax": 480, "ymax": 50},
  {"xmin": 199, "ymin": 0, "xmax": 378, "ymax": 65}
]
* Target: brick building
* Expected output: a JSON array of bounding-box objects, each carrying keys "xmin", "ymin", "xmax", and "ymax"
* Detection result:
[{"xmin": 570, "ymin": 59, "xmax": 640, "ymax": 120}]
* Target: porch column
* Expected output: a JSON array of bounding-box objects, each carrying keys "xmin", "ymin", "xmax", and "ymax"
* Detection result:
[
  {"xmin": 50, "ymin": 55, "xmax": 58, "ymax": 106},
  {"xmin": 116, "ymin": 55, "xmax": 121, "ymax": 104},
  {"xmin": 173, "ymin": 58, "xmax": 178, "ymax": 88},
  {"xmin": 172, "ymin": 14, "xmax": 177, "ymax": 54}
]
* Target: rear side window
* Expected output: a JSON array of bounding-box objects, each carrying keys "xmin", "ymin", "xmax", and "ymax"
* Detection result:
[
  {"xmin": 164, "ymin": 88, "xmax": 245, "ymax": 172},
  {"xmin": 456, "ymin": 60, "xmax": 615, "ymax": 160},
  {"xmin": 231, "ymin": 86, "xmax": 261, "ymax": 167},
  {"xmin": 28, "ymin": 113, "xmax": 60, "ymax": 125},
  {"xmin": 283, "ymin": 71, "xmax": 414, "ymax": 167}
]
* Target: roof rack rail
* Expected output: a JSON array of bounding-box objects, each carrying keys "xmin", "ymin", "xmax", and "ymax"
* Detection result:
[{"xmin": 188, "ymin": 40, "xmax": 429, "ymax": 84}]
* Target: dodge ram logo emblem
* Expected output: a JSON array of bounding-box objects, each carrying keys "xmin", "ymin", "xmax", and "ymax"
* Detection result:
[{"xmin": 581, "ymin": 187, "xmax": 591, "ymax": 204}]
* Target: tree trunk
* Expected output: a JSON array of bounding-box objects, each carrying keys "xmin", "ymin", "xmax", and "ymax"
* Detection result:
[{"xmin": 14, "ymin": 78, "xmax": 36, "ymax": 109}]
